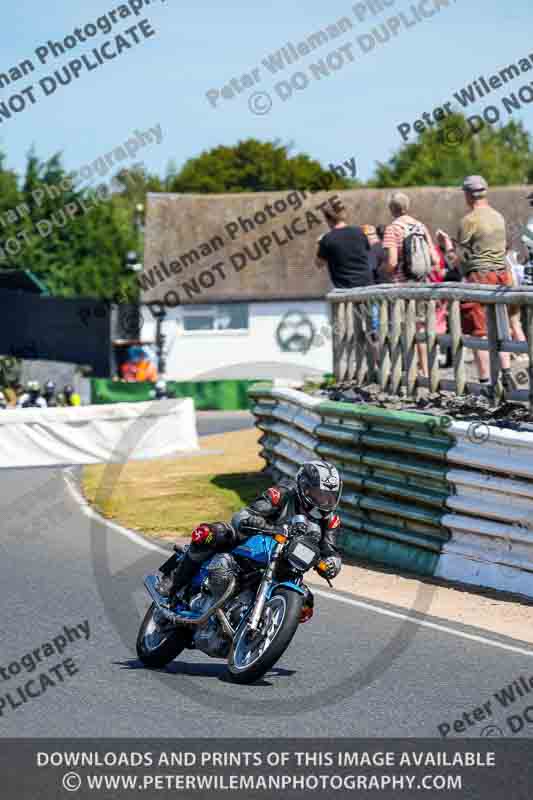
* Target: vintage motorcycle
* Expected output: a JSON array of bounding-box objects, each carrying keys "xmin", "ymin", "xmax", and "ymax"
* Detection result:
[{"xmin": 136, "ymin": 516, "xmax": 332, "ymax": 684}]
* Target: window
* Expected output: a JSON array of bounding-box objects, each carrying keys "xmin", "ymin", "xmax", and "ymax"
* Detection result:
[{"xmin": 182, "ymin": 304, "xmax": 249, "ymax": 333}]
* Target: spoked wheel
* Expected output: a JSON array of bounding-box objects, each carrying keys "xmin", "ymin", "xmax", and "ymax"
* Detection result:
[
  {"xmin": 227, "ymin": 589, "xmax": 303, "ymax": 684},
  {"xmin": 136, "ymin": 602, "xmax": 191, "ymax": 668}
]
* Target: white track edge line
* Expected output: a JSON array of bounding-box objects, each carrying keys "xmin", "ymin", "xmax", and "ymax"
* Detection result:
[
  {"xmin": 313, "ymin": 588, "xmax": 533, "ymax": 657},
  {"xmin": 63, "ymin": 468, "xmax": 168, "ymax": 555}
]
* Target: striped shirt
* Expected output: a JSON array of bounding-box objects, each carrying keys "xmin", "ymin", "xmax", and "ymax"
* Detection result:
[{"xmin": 383, "ymin": 215, "xmax": 436, "ymax": 283}]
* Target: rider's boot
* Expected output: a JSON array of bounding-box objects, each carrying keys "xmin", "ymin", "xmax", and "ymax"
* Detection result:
[{"xmin": 158, "ymin": 553, "xmax": 199, "ymax": 602}]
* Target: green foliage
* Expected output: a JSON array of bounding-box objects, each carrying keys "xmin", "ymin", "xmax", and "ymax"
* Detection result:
[
  {"xmin": 371, "ymin": 114, "xmax": 533, "ymax": 187},
  {"xmin": 0, "ymin": 355, "xmax": 21, "ymax": 388},
  {"xmin": 0, "ymin": 150, "xmax": 142, "ymax": 302},
  {"xmin": 169, "ymin": 139, "xmax": 354, "ymax": 194}
]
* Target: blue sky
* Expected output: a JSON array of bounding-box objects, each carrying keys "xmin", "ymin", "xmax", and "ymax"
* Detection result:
[{"xmin": 0, "ymin": 0, "xmax": 531, "ymax": 184}]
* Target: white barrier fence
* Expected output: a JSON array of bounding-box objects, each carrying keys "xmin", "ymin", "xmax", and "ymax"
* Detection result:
[
  {"xmin": 0, "ymin": 398, "xmax": 199, "ymax": 468},
  {"xmin": 438, "ymin": 421, "xmax": 533, "ymax": 597}
]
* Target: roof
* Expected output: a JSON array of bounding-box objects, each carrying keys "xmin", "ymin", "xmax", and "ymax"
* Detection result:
[{"xmin": 141, "ymin": 186, "xmax": 531, "ymax": 305}]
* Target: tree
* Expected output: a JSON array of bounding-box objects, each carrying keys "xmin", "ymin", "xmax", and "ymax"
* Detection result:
[
  {"xmin": 0, "ymin": 151, "xmax": 143, "ymax": 302},
  {"xmin": 371, "ymin": 114, "xmax": 533, "ymax": 187},
  {"xmin": 169, "ymin": 139, "xmax": 354, "ymax": 193}
]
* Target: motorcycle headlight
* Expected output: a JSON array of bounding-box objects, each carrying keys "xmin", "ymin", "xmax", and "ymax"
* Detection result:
[{"xmin": 286, "ymin": 538, "xmax": 320, "ymax": 571}]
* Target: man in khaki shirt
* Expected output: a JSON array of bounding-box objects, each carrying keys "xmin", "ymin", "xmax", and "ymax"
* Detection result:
[{"xmin": 437, "ymin": 175, "xmax": 513, "ymax": 388}]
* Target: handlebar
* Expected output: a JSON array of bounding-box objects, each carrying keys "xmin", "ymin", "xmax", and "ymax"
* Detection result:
[{"xmin": 242, "ymin": 525, "xmax": 289, "ymax": 538}]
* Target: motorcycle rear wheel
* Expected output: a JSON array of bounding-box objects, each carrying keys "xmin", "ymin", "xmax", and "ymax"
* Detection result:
[
  {"xmin": 227, "ymin": 588, "xmax": 303, "ymax": 684},
  {"xmin": 136, "ymin": 602, "xmax": 191, "ymax": 668}
]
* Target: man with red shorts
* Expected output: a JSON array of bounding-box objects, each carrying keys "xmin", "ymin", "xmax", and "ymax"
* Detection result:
[{"xmin": 437, "ymin": 175, "xmax": 513, "ymax": 390}]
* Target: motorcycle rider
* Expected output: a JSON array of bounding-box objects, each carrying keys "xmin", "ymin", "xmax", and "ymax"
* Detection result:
[
  {"xmin": 43, "ymin": 380, "xmax": 57, "ymax": 407},
  {"xmin": 159, "ymin": 460, "xmax": 343, "ymax": 602},
  {"xmin": 17, "ymin": 380, "xmax": 47, "ymax": 409},
  {"xmin": 59, "ymin": 384, "xmax": 81, "ymax": 407}
]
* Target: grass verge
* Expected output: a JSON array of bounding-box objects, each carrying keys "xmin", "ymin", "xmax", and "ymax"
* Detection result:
[{"xmin": 82, "ymin": 428, "xmax": 271, "ymax": 542}]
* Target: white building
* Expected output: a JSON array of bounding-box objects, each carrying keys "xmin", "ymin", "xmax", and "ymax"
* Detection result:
[
  {"xmin": 141, "ymin": 299, "xmax": 332, "ymax": 381},
  {"xmin": 141, "ymin": 191, "xmax": 336, "ymax": 381}
]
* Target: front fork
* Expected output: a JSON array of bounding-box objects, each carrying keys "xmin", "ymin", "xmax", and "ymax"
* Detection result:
[{"xmin": 247, "ymin": 540, "xmax": 284, "ymax": 632}]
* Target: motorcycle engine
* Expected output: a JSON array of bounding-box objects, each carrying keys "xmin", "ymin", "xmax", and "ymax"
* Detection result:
[{"xmin": 191, "ymin": 554, "xmax": 239, "ymax": 658}]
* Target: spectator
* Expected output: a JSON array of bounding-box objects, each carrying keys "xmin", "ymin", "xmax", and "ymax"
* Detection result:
[
  {"xmin": 315, "ymin": 201, "xmax": 372, "ymax": 289},
  {"xmin": 505, "ymin": 249, "xmax": 528, "ymax": 365},
  {"xmin": 437, "ymin": 175, "xmax": 514, "ymax": 390},
  {"xmin": 136, "ymin": 348, "xmax": 158, "ymax": 383},
  {"xmin": 431, "ymin": 244, "xmax": 451, "ymax": 367},
  {"xmin": 361, "ymin": 224, "xmax": 387, "ymax": 341},
  {"xmin": 374, "ymin": 225, "xmax": 390, "ymax": 285},
  {"xmin": 363, "ymin": 224, "xmax": 386, "ymax": 283},
  {"xmin": 383, "ymin": 192, "xmax": 439, "ymax": 377},
  {"xmin": 120, "ymin": 346, "xmax": 158, "ymax": 383}
]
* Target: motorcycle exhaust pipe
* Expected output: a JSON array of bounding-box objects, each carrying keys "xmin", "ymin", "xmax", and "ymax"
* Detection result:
[{"xmin": 143, "ymin": 574, "xmax": 236, "ymax": 627}]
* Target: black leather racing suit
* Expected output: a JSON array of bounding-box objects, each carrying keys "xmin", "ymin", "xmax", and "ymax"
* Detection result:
[
  {"xmin": 230, "ymin": 481, "xmax": 342, "ymax": 561},
  {"xmin": 161, "ymin": 481, "xmax": 343, "ymax": 596}
]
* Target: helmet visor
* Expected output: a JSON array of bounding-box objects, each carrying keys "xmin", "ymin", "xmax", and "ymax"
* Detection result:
[{"xmin": 305, "ymin": 486, "xmax": 339, "ymax": 512}]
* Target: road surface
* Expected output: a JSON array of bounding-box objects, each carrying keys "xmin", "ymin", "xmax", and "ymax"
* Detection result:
[{"xmin": 1, "ymin": 413, "xmax": 532, "ymax": 739}]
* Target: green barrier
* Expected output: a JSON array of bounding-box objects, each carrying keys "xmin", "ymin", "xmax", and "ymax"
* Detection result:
[{"xmin": 91, "ymin": 379, "xmax": 270, "ymax": 411}]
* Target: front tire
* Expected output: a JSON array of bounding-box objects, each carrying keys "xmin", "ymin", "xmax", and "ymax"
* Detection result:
[
  {"xmin": 136, "ymin": 602, "xmax": 191, "ymax": 668},
  {"xmin": 227, "ymin": 588, "xmax": 303, "ymax": 684}
]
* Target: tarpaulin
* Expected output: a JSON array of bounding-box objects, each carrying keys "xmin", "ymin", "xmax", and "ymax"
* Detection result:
[{"xmin": 0, "ymin": 398, "xmax": 198, "ymax": 468}]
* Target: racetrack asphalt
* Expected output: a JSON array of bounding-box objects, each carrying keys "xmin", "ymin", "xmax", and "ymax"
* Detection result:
[{"xmin": 1, "ymin": 412, "xmax": 533, "ymax": 739}]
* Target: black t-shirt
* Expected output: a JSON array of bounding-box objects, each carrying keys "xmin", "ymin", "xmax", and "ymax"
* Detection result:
[{"xmin": 318, "ymin": 226, "xmax": 371, "ymax": 288}]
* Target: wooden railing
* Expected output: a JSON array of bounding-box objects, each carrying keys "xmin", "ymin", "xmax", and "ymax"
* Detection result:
[{"xmin": 328, "ymin": 283, "xmax": 533, "ymax": 407}]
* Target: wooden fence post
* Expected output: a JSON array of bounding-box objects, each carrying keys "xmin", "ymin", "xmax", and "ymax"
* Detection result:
[
  {"xmin": 449, "ymin": 300, "xmax": 466, "ymax": 395},
  {"xmin": 354, "ymin": 303, "xmax": 367, "ymax": 386},
  {"xmin": 404, "ymin": 299, "xmax": 417, "ymax": 396},
  {"xmin": 378, "ymin": 300, "xmax": 390, "ymax": 391},
  {"xmin": 486, "ymin": 305, "xmax": 503, "ymax": 402},
  {"xmin": 526, "ymin": 305, "xmax": 533, "ymax": 411},
  {"xmin": 390, "ymin": 299, "xmax": 403, "ymax": 394},
  {"xmin": 332, "ymin": 302, "xmax": 345, "ymax": 382},
  {"xmin": 425, "ymin": 299, "xmax": 440, "ymax": 393},
  {"xmin": 345, "ymin": 301, "xmax": 355, "ymax": 381}
]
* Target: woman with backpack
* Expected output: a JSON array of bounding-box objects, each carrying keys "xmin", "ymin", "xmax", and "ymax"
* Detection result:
[{"xmin": 382, "ymin": 192, "xmax": 439, "ymax": 378}]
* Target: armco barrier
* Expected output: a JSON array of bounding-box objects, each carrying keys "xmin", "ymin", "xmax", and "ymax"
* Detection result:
[
  {"xmin": 91, "ymin": 378, "xmax": 264, "ymax": 410},
  {"xmin": 249, "ymin": 386, "xmax": 533, "ymax": 597},
  {"xmin": 438, "ymin": 421, "xmax": 533, "ymax": 598},
  {"xmin": 0, "ymin": 398, "xmax": 199, "ymax": 468},
  {"xmin": 250, "ymin": 386, "xmax": 452, "ymax": 578}
]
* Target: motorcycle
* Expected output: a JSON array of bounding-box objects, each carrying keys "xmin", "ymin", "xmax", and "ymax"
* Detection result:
[{"xmin": 136, "ymin": 516, "xmax": 332, "ymax": 684}]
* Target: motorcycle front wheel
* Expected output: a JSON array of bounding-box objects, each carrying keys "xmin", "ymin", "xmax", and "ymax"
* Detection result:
[
  {"xmin": 227, "ymin": 588, "xmax": 303, "ymax": 684},
  {"xmin": 136, "ymin": 602, "xmax": 192, "ymax": 668}
]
